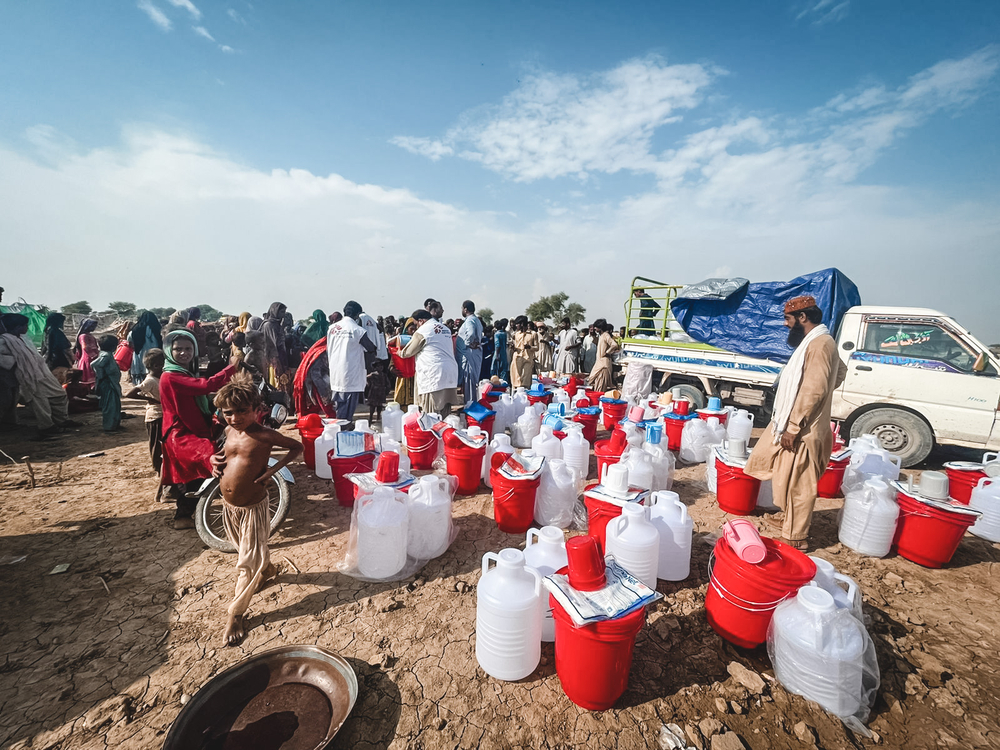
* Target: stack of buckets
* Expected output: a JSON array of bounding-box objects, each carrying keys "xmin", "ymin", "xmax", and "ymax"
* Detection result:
[
  {"xmin": 295, "ymin": 413, "xmax": 325, "ymax": 471},
  {"xmin": 715, "ymin": 446, "xmax": 761, "ymax": 515},
  {"xmin": 490, "ymin": 453, "xmax": 541, "ymax": 534},
  {"xmin": 943, "ymin": 458, "xmax": 993, "ymax": 504},
  {"xmin": 594, "ymin": 427, "xmax": 628, "ymax": 481},
  {"xmin": 706, "ymin": 535, "xmax": 816, "ymax": 648},
  {"xmin": 663, "ymin": 399, "xmax": 695, "ymax": 452},
  {"xmin": 892, "ymin": 472, "xmax": 982, "ymax": 568},
  {"xmin": 600, "ymin": 397, "xmax": 629, "ymax": 430},
  {"xmin": 328, "ymin": 450, "xmax": 376, "ymax": 506},
  {"xmin": 404, "ymin": 418, "xmax": 439, "ymax": 471},
  {"xmin": 552, "ymin": 536, "xmax": 645, "ymax": 710},
  {"xmin": 444, "ymin": 427, "xmax": 486, "ymax": 496}
]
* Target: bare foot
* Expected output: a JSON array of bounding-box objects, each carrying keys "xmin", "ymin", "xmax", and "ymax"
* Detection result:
[{"xmin": 224, "ymin": 613, "xmax": 245, "ymax": 647}]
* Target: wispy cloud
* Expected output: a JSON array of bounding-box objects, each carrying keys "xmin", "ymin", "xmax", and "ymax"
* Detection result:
[
  {"xmin": 392, "ymin": 56, "xmax": 716, "ymax": 182},
  {"xmin": 193, "ymin": 25, "xmax": 215, "ymax": 42},
  {"xmin": 166, "ymin": 0, "xmax": 201, "ymax": 20},
  {"xmin": 227, "ymin": 8, "xmax": 245, "ymax": 24},
  {"xmin": 220, "ymin": 45, "xmax": 234, "ymax": 54},
  {"xmin": 796, "ymin": 0, "xmax": 850, "ymax": 25},
  {"xmin": 137, "ymin": 0, "xmax": 172, "ymax": 31}
]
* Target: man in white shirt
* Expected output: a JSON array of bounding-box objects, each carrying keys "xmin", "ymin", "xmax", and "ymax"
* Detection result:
[
  {"xmin": 326, "ymin": 301, "xmax": 376, "ymax": 423},
  {"xmin": 456, "ymin": 300, "xmax": 483, "ymax": 407},
  {"xmin": 398, "ymin": 304, "xmax": 459, "ymax": 417},
  {"xmin": 358, "ymin": 305, "xmax": 388, "ymax": 363},
  {"xmin": 553, "ymin": 317, "xmax": 581, "ymax": 376}
]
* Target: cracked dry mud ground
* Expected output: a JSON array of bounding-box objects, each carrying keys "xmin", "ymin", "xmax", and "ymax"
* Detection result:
[{"xmin": 1, "ymin": 403, "xmax": 999, "ymax": 750}]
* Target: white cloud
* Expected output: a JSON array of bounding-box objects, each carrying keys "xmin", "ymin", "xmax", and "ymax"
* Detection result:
[
  {"xmin": 796, "ymin": 0, "xmax": 850, "ymax": 25},
  {"xmin": 166, "ymin": 0, "xmax": 201, "ymax": 20},
  {"xmin": 220, "ymin": 45, "xmax": 234, "ymax": 54},
  {"xmin": 393, "ymin": 56, "xmax": 716, "ymax": 181},
  {"xmin": 193, "ymin": 25, "xmax": 215, "ymax": 42},
  {"xmin": 137, "ymin": 0, "xmax": 172, "ymax": 31},
  {"xmin": 227, "ymin": 8, "xmax": 245, "ymax": 24}
]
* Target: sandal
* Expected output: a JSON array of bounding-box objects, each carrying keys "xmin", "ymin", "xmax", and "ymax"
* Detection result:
[{"xmin": 781, "ymin": 537, "xmax": 809, "ymax": 551}]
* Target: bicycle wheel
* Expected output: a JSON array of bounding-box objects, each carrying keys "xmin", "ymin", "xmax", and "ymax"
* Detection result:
[{"xmin": 194, "ymin": 475, "xmax": 291, "ymax": 553}]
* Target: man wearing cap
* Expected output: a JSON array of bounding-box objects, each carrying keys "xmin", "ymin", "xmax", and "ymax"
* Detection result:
[{"xmin": 745, "ymin": 296, "xmax": 847, "ymax": 550}]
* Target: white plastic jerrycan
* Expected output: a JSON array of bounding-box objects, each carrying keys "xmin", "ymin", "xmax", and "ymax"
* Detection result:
[
  {"xmin": 809, "ymin": 556, "xmax": 862, "ymax": 620},
  {"xmin": 354, "ymin": 418, "xmax": 373, "ymax": 434},
  {"xmin": 838, "ymin": 477, "xmax": 899, "ymax": 557},
  {"xmin": 769, "ymin": 586, "xmax": 867, "ymax": 720},
  {"xmin": 313, "ymin": 421, "xmax": 341, "ymax": 480},
  {"xmin": 969, "ymin": 477, "xmax": 1000, "ymax": 543},
  {"xmin": 534, "ymin": 458, "xmax": 577, "ymax": 529},
  {"xmin": 622, "ymin": 449, "xmax": 655, "ymax": 491},
  {"xmin": 621, "ymin": 422, "xmax": 644, "ymax": 451},
  {"xmin": 523, "ymin": 526, "xmax": 569, "ymax": 643},
  {"xmin": 531, "ymin": 424, "xmax": 563, "ymax": 461},
  {"xmin": 483, "ymin": 433, "xmax": 515, "ymax": 488},
  {"xmin": 679, "ymin": 418, "xmax": 712, "ymax": 464},
  {"xmin": 644, "ymin": 427, "xmax": 675, "ymax": 491},
  {"xmin": 647, "ymin": 491, "xmax": 693, "ymax": 582},
  {"xmin": 560, "ymin": 427, "xmax": 591, "ymax": 484},
  {"xmin": 406, "ymin": 475, "xmax": 453, "ymax": 560},
  {"xmin": 605, "ymin": 503, "xmax": 660, "ymax": 590},
  {"xmin": 381, "ymin": 402, "xmax": 403, "ymax": 442},
  {"xmin": 726, "ymin": 409, "xmax": 755, "ymax": 444},
  {"xmin": 512, "ymin": 388, "xmax": 529, "ymax": 420},
  {"xmin": 356, "ymin": 486, "xmax": 409, "ymax": 579},
  {"xmin": 705, "ymin": 416, "xmax": 727, "ymax": 450},
  {"xmin": 476, "ymin": 549, "xmax": 542, "ymax": 681},
  {"xmin": 494, "ymin": 393, "xmax": 515, "ymax": 434}
]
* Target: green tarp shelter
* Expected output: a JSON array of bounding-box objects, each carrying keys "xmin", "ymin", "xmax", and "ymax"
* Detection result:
[{"xmin": 0, "ymin": 301, "xmax": 50, "ymax": 347}]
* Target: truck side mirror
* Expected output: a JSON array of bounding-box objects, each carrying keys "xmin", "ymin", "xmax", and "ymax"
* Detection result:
[{"xmin": 973, "ymin": 352, "xmax": 987, "ymax": 373}]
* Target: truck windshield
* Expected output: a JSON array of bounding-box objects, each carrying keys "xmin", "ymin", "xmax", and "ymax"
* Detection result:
[{"xmin": 860, "ymin": 320, "xmax": 989, "ymax": 374}]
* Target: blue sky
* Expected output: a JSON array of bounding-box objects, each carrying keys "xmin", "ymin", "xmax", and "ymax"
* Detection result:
[{"xmin": 2, "ymin": 1, "xmax": 999, "ymax": 341}]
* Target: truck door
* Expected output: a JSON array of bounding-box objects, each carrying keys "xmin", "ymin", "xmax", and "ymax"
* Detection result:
[{"xmin": 840, "ymin": 315, "xmax": 999, "ymax": 444}]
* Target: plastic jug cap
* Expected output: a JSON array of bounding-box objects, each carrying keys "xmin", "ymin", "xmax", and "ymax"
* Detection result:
[
  {"xmin": 538, "ymin": 526, "xmax": 564, "ymax": 544},
  {"xmin": 497, "ymin": 548, "xmax": 525, "ymax": 568},
  {"xmin": 621, "ymin": 503, "xmax": 644, "ymax": 519},
  {"xmin": 797, "ymin": 586, "xmax": 836, "ymax": 613},
  {"xmin": 468, "ymin": 425, "xmax": 483, "ymax": 437}
]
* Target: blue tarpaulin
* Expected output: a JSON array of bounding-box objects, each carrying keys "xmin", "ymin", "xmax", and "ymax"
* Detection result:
[{"xmin": 669, "ymin": 268, "xmax": 861, "ymax": 363}]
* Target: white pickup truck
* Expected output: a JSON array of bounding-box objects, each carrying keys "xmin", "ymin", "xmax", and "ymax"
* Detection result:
[{"xmin": 621, "ymin": 281, "xmax": 1000, "ymax": 467}]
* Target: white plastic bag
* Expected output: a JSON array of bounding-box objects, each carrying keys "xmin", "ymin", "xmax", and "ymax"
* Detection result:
[
  {"xmin": 534, "ymin": 459, "xmax": 578, "ymax": 529},
  {"xmin": 679, "ymin": 419, "xmax": 713, "ymax": 464}
]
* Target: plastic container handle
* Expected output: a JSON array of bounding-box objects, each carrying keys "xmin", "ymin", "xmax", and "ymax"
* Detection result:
[
  {"xmin": 983, "ymin": 451, "xmax": 998, "ymax": 464},
  {"xmin": 889, "ymin": 453, "xmax": 903, "ymax": 469},
  {"xmin": 833, "ymin": 572, "xmax": 860, "ymax": 610},
  {"xmin": 481, "ymin": 551, "xmax": 501, "ymax": 577},
  {"xmin": 526, "ymin": 565, "xmax": 542, "ymax": 598},
  {"xmin": 525, "ymin": 528, "xmax": 540, "ymax": 548},
  {"xmin": 976, "ymin": 477, "xmax": 996, "ymax": 490}
]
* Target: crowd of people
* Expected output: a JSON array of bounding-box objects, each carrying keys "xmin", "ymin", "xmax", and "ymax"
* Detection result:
[{"xmin": 0, "ymin": 292, "xmax": 630, "ymax": 527}]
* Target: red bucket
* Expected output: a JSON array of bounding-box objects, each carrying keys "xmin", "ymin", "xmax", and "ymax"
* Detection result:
[
  {"xmin": 573, "ymin": 411, "xmax": 600, "ymax": 443},
  {"xmin": 664, "ymin": 417, "xmax": 688, "ymax": 452},
  {"xmin": 716, "ymin": 459, "xmax": 762, "ymax": 515},
  {"xmin": 594, "ymin": 440, "xmax": 624, "ymax": 483},
  {"xmin": 817, "ymin": 456, "xmax": 850, "ymax": 498},
  {"xmin": 696, "ymin": 409, "xmax": 729, "ymax": 427},
  {"xmin": 490, "ymin": 472, "xmax": 540, "ymax": 533},
  {"xmin": 585, "ymin": 389, "xmax": 603, "ymax": 406},
  {"xmin": 389, "ymin": 344, "xmax": 415, "ymax": 379},
  {"xmin": 445, "ymin": 445, "xmax": 486, "ymax": 496},
  {"xmin": 551, "ymin": 593, "xmax": 646, "ymax": 710},
  {"xmin": 893, "ymin": 492, "xmax": 979, "ymax": 568},
  {"xmin": 404, "ymin": 422, "xmax": 439, "ymax": 470},
  {"xmin": 467, "ymin": 412, "xmax": 496, "ymax": 439},
  {"xmin": 601, "ymin": 401, "xmax": 628, "ymax": 430},
  {"xmin": 295, "ymin": 414, "xmax": 324, "ymax": 471},
  {"xmin": 527, "ymin": 392, "xmax": 553, "ymax": 406},
  {"xmin": 705, "ymin": 536, "xmax": 816, "ymax": 648},
  {"xmin": 328, "ymin": 452, "xmax": 376, "ymax": 507},
  {"xmin": 944, "ymin": 465, "xmax": 987, "ymax": 505}
]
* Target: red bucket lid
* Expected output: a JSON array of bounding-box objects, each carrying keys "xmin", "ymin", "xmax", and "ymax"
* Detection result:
[{"xmin": 713, "ymin": 536, "xmax": 816, "ymax": 586}]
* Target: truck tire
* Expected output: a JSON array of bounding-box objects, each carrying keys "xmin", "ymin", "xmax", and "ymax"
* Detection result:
[
  {"xmin": 668, "ymin": 384, "xmax": 706, "ymax": 411},
  {"xmin": 849, "ymin": 408, "xmax": 934, "ymax": 468}
]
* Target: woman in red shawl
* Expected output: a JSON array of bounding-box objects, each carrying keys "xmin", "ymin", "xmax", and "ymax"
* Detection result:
[
  {"xmin": 293, "ymin": 338, "xmax": 336, "ymax": 418},
  {"xmin": 159, "ymin": 329, "xmax": 236, "ymax": 529}
]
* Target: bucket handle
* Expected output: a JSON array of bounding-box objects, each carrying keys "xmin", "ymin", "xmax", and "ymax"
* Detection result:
[
  {"xmin": 706, "ymin": 552, "xmax": 794, "ymax": 610},
  {"xmin": 982, "ymin": 451, "xmax": 998, "ymax": 464},
  {"xmin": 976, "ymin": 477, "xmax": 996, "ymax": 491}
]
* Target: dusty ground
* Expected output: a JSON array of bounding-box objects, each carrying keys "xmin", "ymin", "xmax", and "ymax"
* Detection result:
[{"xmin": 1, "ymin": 399, "xmax": 998, "ymax": 750}]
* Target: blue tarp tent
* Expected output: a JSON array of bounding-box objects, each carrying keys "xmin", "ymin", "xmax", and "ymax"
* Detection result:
[{"xmin": 669, "ymin": 268, "xmax": 861, "ymax": 363}]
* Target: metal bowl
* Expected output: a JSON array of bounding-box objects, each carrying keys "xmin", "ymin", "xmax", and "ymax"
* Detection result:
[{"xmin": 163, "ymin": 645, "xmax": 358, "ymax": 750}]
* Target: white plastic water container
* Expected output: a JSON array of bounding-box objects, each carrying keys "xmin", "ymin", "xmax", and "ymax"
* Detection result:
[
  {"xmin": 483, "ymin": 433, "xmax": 515, "ymax": 488},
  {"xmin": 969, "ymin": 477, "xmax": 1000, "ymax": 542},
  {"xmin": 679, "ymin": 418, "xmax": 712, "ymax": 464},
  {"xmin": 381, "ymin": 402, "xmax": 403, "ymax": 442},
  {"xmin": 622, "ymin": 449, "xmax": 655, "ymax": 491},
  {"xmin": 494, "ymin": 393, "xmax": 515, "ymax": 435},
  {"xmin": 622, "ymin": 422, "xmax": 644, "ymax": 451},
  {"xmin": 561, "ymin": 427, "xmax": 591, "ymax": 484},
  {"xmin": 523, "ymin": 526, "xmax": 568, "ymax": 642},
  {"xmin": 704, "ymin": 416, "xmax": 727, "ymax": 452},
  {"xmin": 444, "ymin": 414, "xmax": 462, "ymax": 431},
  {"xmin": 476, "ymin": 549, "xmax": 542, "ymax": 681},
  {"xmin": 727, "ymin": 409, "xmax": 755, "ymax": 444},
  {"xmin": 769, "ymin": 587, "xmax": 867, "ymax": 719},
  {"xmin": 644, "ymin": 428, "xmax": 675, "ymax": 491},
  {"xmin": 534, "ymin": 458, "xmax": 577, "ymax": 528},
  {"xmin": 406, "ymin": 475, "xmax": 453, "ymax": 559},
  {"xmin": 356, "ymin": 487, "xmax": 409, "ymax": 579},
  {"xmin": 605, "ymin": 503, "xmax": 660, "ymax": 590},
  {"xmin": 841, "ymin": 437, "xmax": 902, "ymax": 496},
  {"xmin": 511, "ymin": 408, "xmax": 541, "ymax": 448},
  {"xmin": 313, "ymin": 422, "xmax": 341, "ymax": 480},
  {"xmin": 647, "ymin": 491, "xmax": 692, "ymax": 581},
  {"xmin": 512, "ymin": 388, "xmax": 529, "ymax": 421},
  {"xmin": 355, "ymin": 418, "xmax": 373, "ymax": 434},
  {"xmin": 838, "ymin": 477, "xmax": 899, "ymax": 557},
  {"xmin": 552, "ymin": 388, "xmax": 571, "ymax": 409},
  {"xmin": 531, "ymin": 424, "xmax": 563, "ymax": 461},
  {"xmin": 809, "ymin": 556, "xmax": 862, "ymax": 620}
]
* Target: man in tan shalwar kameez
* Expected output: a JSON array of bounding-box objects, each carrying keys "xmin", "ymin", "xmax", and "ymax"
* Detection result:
[{"xmin": 745, "ymin": 296, "xmax": 847, "ymax": 549}]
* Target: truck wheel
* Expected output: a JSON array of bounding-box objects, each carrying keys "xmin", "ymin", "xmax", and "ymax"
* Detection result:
[
  {"xmin": 668, "ymin": 384, "xmax": 706, "ymax": 410},
  {"xmin": 849, "ymin": 408, "xmax": 934, "ymax": 468}
]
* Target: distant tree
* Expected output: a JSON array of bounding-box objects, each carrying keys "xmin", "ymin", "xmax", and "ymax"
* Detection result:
[
  {"xmin": 196, "ymin": 304, "xmax": 224, "ymax": 323},
  {"xmin": 61, "ymin": 300, "xmax": 92, "ymax": 315},
  {"xmin": 148, "ymin": 307, "xmax": 176, "ymax": 319},
  {"xmin": 478, "ymin": 307, "xmax": 495, "ymax": 326},
  {"xmin": 524, "ymin": 292, "xmax": 586, "ymax": 326},
  {"xmin": 108, "ymin": 301, "xmax": 137, "ymax": 318}
]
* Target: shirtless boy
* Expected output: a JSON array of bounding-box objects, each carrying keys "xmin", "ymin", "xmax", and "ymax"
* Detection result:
[{"xmin": 213, "ymin": 372, "xmax": 301, "ymax": 646}]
